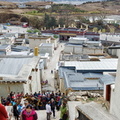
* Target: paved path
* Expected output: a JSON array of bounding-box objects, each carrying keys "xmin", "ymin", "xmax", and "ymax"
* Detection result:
[
  {"xmin": 37, "ymin": 110, "xmax": 60, "ymax": 120},
  {"xmin": 8, "ymin": 109, "xmax": 60, "ymax": 120},
  {"xmin": 37, "ymin": 43, "xmax": 63, "ymax": 120},
  {"xmin": 43, "ymin": 43, "xmax": 64, "ymax": 89}
]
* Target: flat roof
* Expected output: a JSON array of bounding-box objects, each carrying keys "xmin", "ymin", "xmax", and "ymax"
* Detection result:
[
  {"xmin": 64, "ymin": 59, "xmax": 118, "ymax": 72},
  {"xmin": 40, "ymin": 43, "xmax": 52, "ymax": 46},
  {"xmin": 69, "ymin": 37, "xmax": 88, "ymax": 40}
]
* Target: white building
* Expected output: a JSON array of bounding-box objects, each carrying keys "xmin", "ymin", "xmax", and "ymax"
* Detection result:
[
  {"xmin": 29, "ymin": 36, "xmax": 51, "ymax": 49},
  {"xmin": 39, "ymin": 43, "xmax": 54, "ymax": 56},
  {"xmin": 63, "ymin": 36, "xmax": 103, "ymax": 54},
  {"xmin": 69, "ymin": 37, "xmax": 88, "ymax": 44},
  {"xmin": 64, "ymin": 43, "xmax": 103, "ymax": 54},
  {"xmin": 0, "ymin": 56, "xmax": 41, "ymax": 97},
  {"xmin": 16, "ymin": 3, "xmax": 26, "ymax": 8},
  {"xmin": 110, "ymin": 52, "xmax": 120, "ymax": 118},
  {"xmin": 51, "ymin": 37, "xmax": 58, "ymax": 49},
  {"xmin": 0, "ymin": 44, "xmax": 11, "ymax": 55}
]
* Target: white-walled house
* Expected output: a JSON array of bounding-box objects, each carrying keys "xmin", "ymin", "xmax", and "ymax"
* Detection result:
[
  {"xmin": 39, "ymin": 43, "xmax": 54, "ymax": 56},
  {"xmin": 29, "ymin": 36, "xmax": 51, "ymax": 49},
  {"xmin": 110, "ymin": 52, "xmax": 120, "ymax": 119},
  {"xmin": 16, "ymin": 3, "xmax": 27, "ymax": 8},
  {"xmin": 64, "ymin": 43, "xmax": 103, "ymax": 54},
  {"xmin": 69, "ymin": 37, "xmax": 88, "ymax": 44},
  {"xmin": 0, "ymin": 56, "xmax": 41, "ymax": 97},
  {"xmin": 51, "ymin": 37, "xmax": 58, "ymax": 49},
  {"xmin": 0, "ymin": 44, "xmax": 11, "ymax": 55}
]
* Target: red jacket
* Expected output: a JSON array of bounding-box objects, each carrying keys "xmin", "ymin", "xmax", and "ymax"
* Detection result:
[{"xmin": 0, "ymin": 103, "xmax": 8, "ymax": 120}]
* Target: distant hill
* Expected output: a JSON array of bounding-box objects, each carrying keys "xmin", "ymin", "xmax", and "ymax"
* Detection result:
[
  {"xmin": 0, "ymin": 1, "xmax": 17, "ymax": 8},
  {"xmin": 0, "ymin": 0, "xmax": 104, "ymax": 4}
]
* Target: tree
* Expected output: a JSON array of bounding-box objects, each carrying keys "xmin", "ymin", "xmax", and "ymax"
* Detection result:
[
  {"xmin": 58, "ymin": 18, "xmax": 65, "ymax": 27},
  {"xmin": 43, "ymin": 14, "xmax": 57, "ymax": 29},
  {"xmin": 49, "ymin": 17, "xmax": 57, "ymax": 28},
  {"xmin": 29, "ymin": 17, "xmax": 43, "ymax": 29},
  {"xmin": 44, "ymin": 13, "xmax": 50, "ymax": 29}
]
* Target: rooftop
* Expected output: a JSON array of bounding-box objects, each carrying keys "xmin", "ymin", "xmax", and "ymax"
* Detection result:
[
  {"xmin": 40, "ymin": 43, "xmax": 53, "ymax": 46},
  {"xmin": 63, "ymin": 59, "xmax": 118, "ymax": 72},
  {"xmin": 59, "ymin": 67, "xmax": 115, "ymax": 90},
  {"xmin": 0, "ymin": 56, "xmax": 40, "ymax": 83},
  {"xmin": 0, "ymin": 44, "xmax": 10, "ymax": 50},
  {"xmin": 76, "ymin": 102, "xmax": 119, "ymax": 120}
]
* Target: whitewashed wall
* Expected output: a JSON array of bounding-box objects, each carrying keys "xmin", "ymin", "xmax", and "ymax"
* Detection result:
[
  {"xmin": 39, "ymin": 44, "xmax": 54, "ymax": 56},
  {"xmin": 0, "ymin": 83, "xmax": 24, "ymax": 97},
  {"xmin": 29, "ymin": 38, "xmax": 51, "ymax": 49},
  {"xmin": 110, "ymin": 52, "xmax": 120, "ymax": 118},
  {"xmin": 64, "ymin": 46, "xmax": 73, "ymax": 53}
]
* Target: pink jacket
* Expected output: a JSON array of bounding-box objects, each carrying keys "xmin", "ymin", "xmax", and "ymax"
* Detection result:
[{"xmin": 21, "ymin": 109, "xmax": 38, "ymax": 120}]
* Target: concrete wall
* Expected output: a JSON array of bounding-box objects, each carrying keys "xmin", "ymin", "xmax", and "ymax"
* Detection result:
[
  {"xmin": 64, "ymin": 45, "xmax": 103, "ymax": 54},
  {"xmin": 0, "ymin": 83, "xmax": 24, "ymax": 97},
  {"xmin": 51, "ymin": 38, "xmax": 58, "ymax": 49},
  {"xmin": 23, "ymin": 68, "xmax": 41, "ymax": 94},
  {"xmin": 108, "ymin": 49, "xmax": 120, "ymax": 57},
  {"xmin": 59, "ymin": 78, "xmax": 66, "ymax": 94},
  {"xmin": 39, "ymin": 44, "xmax": 54, "ymax": 56},
  {"xmin": 100, "ymin": 34, "xmax": 120, "ymax": 42},
  {"xmin": 110, "ymin": 52, "xmax": 120, "ymax": 118},
  {"xmin": 29, "ymin": 38, "xmax": 51, "ymax": 49},
  {"xmin": 64, "ymin": 46, "xmax": 73, "ymax": 53},
  {"xmin": 64, "ymin": 45, "xmax": 83, "ymax": 54},
  {"xmin": 83, "ymin": 48, "xmax": 103, "ymax": 54},
  {"xmin": 74, "ymin": 47, "xmax": 83, "ymax": 54}
]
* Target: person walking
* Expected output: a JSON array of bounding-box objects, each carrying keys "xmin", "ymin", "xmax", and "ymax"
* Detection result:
[
  {"xmin": 0, "ymin": 103, "xmax": 8, "ymax": 120},
  {"xmin": 20, "ymin": 104, "xmax": 38, "ymax": 120},
  {"xmin": 13, "ymin": 104, "xmax": 19, "ymax": 120},
  {"xmin": 50, "ymin": 99, "xmax": 56, "ymax": 119},
  {"xmin": 46, "ymin": 101, "xmax": 52, "ymax": 120}
]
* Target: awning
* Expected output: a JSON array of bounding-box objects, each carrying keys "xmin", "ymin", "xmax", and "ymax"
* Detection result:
[{"xmin": 59, "ymin": 33, "xmax": 76, "ymax": 36}]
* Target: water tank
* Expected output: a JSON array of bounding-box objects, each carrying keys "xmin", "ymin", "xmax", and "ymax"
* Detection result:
[{"xmin": 34, "ymin": 47, "xmax": 38, "ymax": 56}]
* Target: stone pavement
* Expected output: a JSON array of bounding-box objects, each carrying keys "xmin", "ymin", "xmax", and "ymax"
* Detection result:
[
  {"xmin": 9, "ymin": 109, "xmax": 60, "ymax": 120},
  {"xmin": 36, "ymin": 110, "xmax": 60, "ymax": 120}
]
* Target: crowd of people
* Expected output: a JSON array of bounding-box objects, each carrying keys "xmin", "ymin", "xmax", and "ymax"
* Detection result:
[{"xmin": 0, "ymin": 90, "xmax": 69, "ymax": 120}]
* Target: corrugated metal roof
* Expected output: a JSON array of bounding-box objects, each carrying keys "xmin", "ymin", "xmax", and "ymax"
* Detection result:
[
  {"xmin": 0, "ymin": 57, "xmax": 32, "ymax": 75},
  {"xmin": 0, "ymin": 44, "xmax": 9, "ymax": 49},
  {"xmin": 60, "ymin": 67, "xmax": 115, "ymax": 90},
  {"xmin": 41, "ymin": 43, "xmax": 52, "ymax": 46},
  {"xmin": 63, "ymin": 72, "xmax": 103, "ymax": 90},
  {"xmin": 83, "ymin": 73, "xmax": 103, "ymax": 78},
  {"xmin": 11, "ymin": 45, "xmax": 30, "ymax": 51},
  {"xmin": 64, "ymin": 59, "xmax": 118, "ymax": 71},
  {"xmin": 100, "ymin": 74, "xmax": 115, "ymax": 85}
]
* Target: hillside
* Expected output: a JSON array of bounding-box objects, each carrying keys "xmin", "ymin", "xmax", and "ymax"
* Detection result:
[
  {"xmin": 77, "ymin": 1, "xmax": 120, "ymax": 14},
  {"xmin": 0, "ymin": 1, "xmax": 17, "ymax": 8}
]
